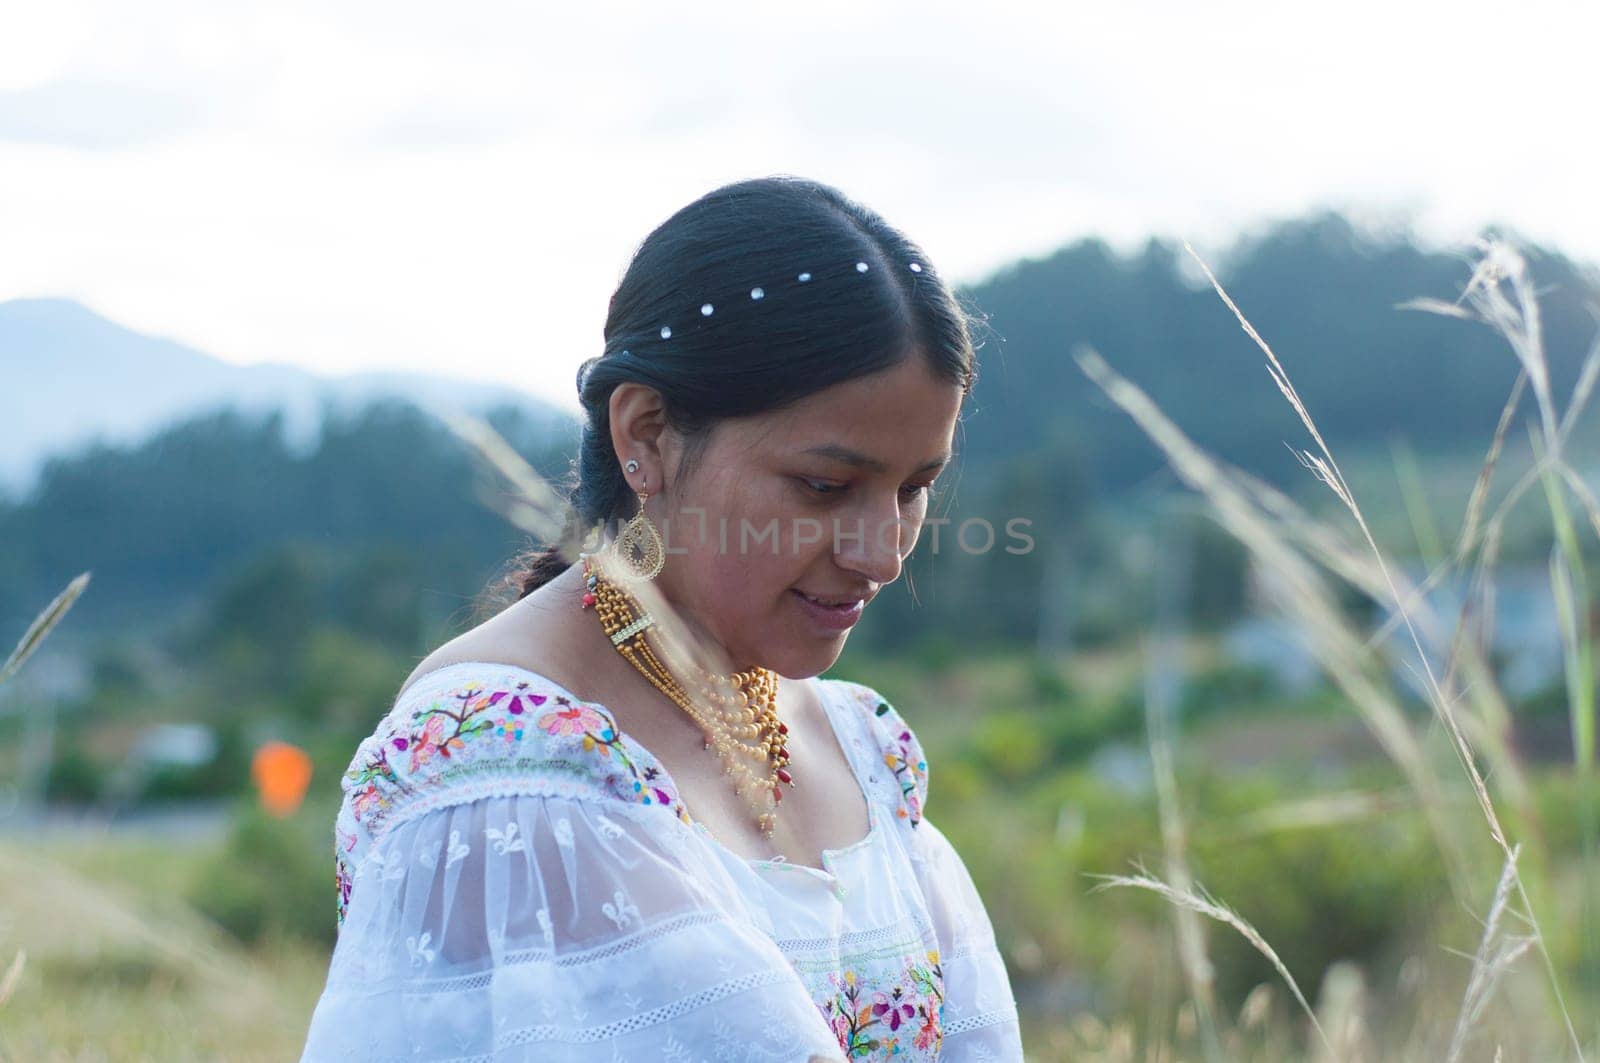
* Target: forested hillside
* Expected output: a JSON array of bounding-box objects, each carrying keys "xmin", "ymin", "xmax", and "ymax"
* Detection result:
[{"xmin": 4, "ymin": 210, "xmax": 1595, "ymax": 652}]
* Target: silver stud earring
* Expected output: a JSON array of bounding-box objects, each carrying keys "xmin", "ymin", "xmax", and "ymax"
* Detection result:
[{"xmin": 624, "ymin": 459, "xmax": 640, "ymax": 473}]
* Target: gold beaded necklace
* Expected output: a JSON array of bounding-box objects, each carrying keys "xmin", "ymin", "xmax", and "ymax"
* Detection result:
[{"xmin": 578, "ymin": 546, "xmax": 795, "ymax": 837}]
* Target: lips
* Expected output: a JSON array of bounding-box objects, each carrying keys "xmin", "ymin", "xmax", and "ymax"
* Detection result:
[
  {"xmin": 790, "ymin": 588, "xmax": 868, "ymax": 632},
  {"xmin": 794, "ymin": 589, "xmax": 868, "ymax": 608}
]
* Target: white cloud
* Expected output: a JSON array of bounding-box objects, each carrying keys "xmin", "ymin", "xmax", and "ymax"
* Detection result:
[{"xmin": 1, "ymin": 0, "xmax": 1596, "ymax": 414}]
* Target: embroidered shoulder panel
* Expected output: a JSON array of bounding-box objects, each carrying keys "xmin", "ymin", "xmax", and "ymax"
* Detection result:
[
  {"xmin": 825, "ymin": 679, "xmax": 929, "ymax": 828},
  {"xmin": 333, "ymin": 670, "xmax": 692, "ymax": 926}
]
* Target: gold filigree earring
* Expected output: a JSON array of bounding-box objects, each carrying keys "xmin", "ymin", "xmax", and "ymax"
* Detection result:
[{"xmin": 611, "ymin": 459, "xmax": 665, "ymax": 583}]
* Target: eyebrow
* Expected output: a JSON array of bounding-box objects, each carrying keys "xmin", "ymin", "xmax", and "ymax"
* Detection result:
[{"xmin": 799, "ymin": 444, "xmax": 952, "ymax": 474}]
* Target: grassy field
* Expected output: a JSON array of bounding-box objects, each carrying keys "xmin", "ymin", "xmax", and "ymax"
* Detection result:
[
  {"xmin": 0, "ymin": 836, "xmax": 328, "ymax": 1062},
  {"xmin": 2, "ymin": 678, "xmax": 1594, "ymax": 1060},
  {"xmin": 4, "ymin": 237, "xmax": 1597, "ymax": 1060}
]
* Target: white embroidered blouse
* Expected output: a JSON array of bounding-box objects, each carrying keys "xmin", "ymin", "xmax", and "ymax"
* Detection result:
[{"xmin": 299, "ymin": 662, "xmax": 1025, "ymax": 1061}]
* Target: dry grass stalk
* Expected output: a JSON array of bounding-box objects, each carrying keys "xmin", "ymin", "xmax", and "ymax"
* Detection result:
[
  {"xmin": 1226, "ymin": 466, "xmax": 1533, "ymax": 810},
  {"xmin": 1078, "ymin": 234, "xmax": 1593, "ymax": 1057},
  {"xmin": 1362, "ymin": 369, "xmax": 1534, "ymax": 825},
  {"xmin": 1210, "ymin": 787, "xmax": 1416, "ymax": 843},
  {"xmin": 1225, "ymin": 462, "xmax": 1534, "ymax": 814},
  {"xmin": 1312, "ymin": 961, "xmax": 1376, "ymax": 1063},
  {"xmin": 1446, "ymin": 842, "xmax": 1536, "ymax": 1063},
  {"xmin": 1075, "ymin": 346, "xmax": 1469, "ymax": 889},
  {"xmin": 0, "ymin": 571, "xmax": 91, "ymax": 1017},
  {"xmin": 1084, "ymin": 862, "xmax": 1334, "ymax": 1058},
  {"xmin": 1180, "ymin": 241, "xmax": 1514, "ymax": 861},
  {"xmin": 1534, "ymin": 426, "xmax": 1597, "ymax": 779},
  {"xmin": 1407, "ymin": 245, "xmax": 1595, "ymax": 1056},
  {"xmin": 430, "ymin": 405, "xmax": 570, "ymax": 544},
  {"xmin": 1189, "ymin": 242, "xmax": 1595, "ymax": 1054},
  {"xmin": 1237, "ymin": 983, "xmax": 1273, "ymax": 1031},
  {"xmin": 0, "ymin": 571, "xmax": 90, "ymax": 691},
  {"xmin": 1141, "ymin": 632, "xmax": 1222, "ymax": 1060},
  {"xmin": 1400, "ymin": 253, "xmax": 1600, "ymax": 766},
  {"xmin": 0, "ymin": 948, "xmax": 24, "ymax": 1006}
]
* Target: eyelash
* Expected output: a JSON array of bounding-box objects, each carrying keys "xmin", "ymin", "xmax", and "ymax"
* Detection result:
[{"xmin": 801, "ymin": 478, "xmax": 940, "ymax": 503}]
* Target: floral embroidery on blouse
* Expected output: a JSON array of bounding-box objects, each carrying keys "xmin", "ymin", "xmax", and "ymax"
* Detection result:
[
  {"xmin": 873, "ymin": 697, "xmax": 928, "ymax": 828},
  {"xmin": 334, "ymin": 853, "xmax": 354, "ymax": 925},
  {"xmin": 534, "ymin": 702, "xmax": 690, "ymax": 821},
  {"xmin": 816, "ymin": 948, "xmax": 946, "ymax": 1058},
  {"xmin": 335, "ymin": 675, "xmax": 697, "ymax": 925},
  {"xmin": 536, "ymin": 703, "xmax": 609, "ymax": 739}
]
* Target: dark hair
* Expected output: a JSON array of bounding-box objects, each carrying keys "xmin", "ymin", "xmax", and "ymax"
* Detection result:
[{"xmin": 473, "ymin": 174, "xmax": 980, "ymax": 619}]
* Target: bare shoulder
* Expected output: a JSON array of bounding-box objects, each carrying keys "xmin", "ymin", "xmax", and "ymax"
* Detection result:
[
  {"xmin": 397, "ymin": 591, "xmax": 578, "ymax": 704},
  {"xmin": 396, "ymin": 645, "xmax": 493, "ymax": 705}
]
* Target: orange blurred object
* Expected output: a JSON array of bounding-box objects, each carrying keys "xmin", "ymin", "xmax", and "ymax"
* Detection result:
[{"xmin": 252, "ymin": 740, "xmax": 313, "ymax": 817}]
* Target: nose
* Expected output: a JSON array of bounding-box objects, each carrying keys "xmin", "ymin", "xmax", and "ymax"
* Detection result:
[{"xmin": 832, "ymin": 506, "xmax": 906, "ymax": 588}]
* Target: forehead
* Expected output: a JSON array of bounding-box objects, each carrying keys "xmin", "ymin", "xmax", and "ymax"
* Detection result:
[{"xmin": 729, "ymin": 356, "xmax": 963, "ymax": 464}]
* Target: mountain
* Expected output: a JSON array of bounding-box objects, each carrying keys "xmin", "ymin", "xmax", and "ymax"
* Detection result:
[
  {"xmin": 9, "ymin": 213, "xmax": 1596, "ymax": 506},
  {"xmin": 3, "ymin": 211, "xmax": 1597, "ymax": 651},
  {"xmin": 956, "ymin": 212, "xmax": 1600, "ymax": 496},
  {"xmin": 0, "ymin": 297, "xmax": 575, "ymax": 499}
]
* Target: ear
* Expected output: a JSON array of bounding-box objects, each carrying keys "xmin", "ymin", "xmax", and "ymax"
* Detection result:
[{"xmin": 607, "ymin": 382, "xmax": 672, "ymax": 495}]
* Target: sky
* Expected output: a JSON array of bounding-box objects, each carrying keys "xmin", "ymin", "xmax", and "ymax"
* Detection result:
[{"xmin": 2, "ymin": 0, "xmax": 1596, "ymax": 415}]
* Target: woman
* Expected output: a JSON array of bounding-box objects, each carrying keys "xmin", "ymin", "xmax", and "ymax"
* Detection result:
[{"xmin": 300, "ymin": 176, "xmax": 1025, "ymax": 1061}]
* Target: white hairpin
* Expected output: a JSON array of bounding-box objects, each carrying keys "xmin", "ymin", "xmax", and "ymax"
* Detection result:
[{"xmin": 647, "ymin": 258, "xmax": 921, "ymax": 345}]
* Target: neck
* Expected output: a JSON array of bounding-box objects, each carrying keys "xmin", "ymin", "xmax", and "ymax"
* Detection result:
[{"xmin": 578, "ymin": 550, "xmax": 767, "ymax": 680}]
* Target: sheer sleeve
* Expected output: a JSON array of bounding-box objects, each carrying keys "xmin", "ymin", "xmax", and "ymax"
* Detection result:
[{"xmin": 300, "ymin": 793, "xmax": 846, "ymax": 1062}]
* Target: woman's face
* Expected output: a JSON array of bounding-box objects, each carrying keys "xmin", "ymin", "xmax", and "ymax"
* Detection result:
[{"xmin": 611, "ymin": 355, "xmax": 962, "ymax": 679}]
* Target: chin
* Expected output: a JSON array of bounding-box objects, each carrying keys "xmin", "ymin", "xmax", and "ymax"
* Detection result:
[{"xmin": 762, "ymin": 640, "xmax": 846, "ymax": 681}]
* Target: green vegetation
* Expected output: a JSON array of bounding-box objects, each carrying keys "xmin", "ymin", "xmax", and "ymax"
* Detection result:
[{"xmin": 2, "ymin": 218, "xmax": 1598, "ymax": 1058}]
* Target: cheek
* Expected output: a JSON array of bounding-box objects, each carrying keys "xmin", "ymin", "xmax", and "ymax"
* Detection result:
[
  {"xmin": 704, "ymin": 481, "xmax": 816, "ymax": 562},
  {"xmin": 700, "ymin": 534, "xmax": 802, "ymax": 589},
  {"xmin": 670, "ymin": 473, "xmax": 822, "ymax": 588},
  {"xmin": 685, "ymin": 528, "xmax": 808, "ymax": 614}
]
